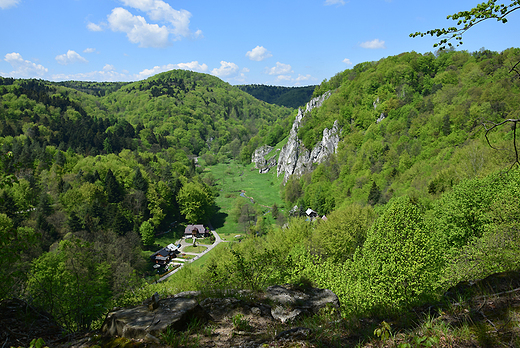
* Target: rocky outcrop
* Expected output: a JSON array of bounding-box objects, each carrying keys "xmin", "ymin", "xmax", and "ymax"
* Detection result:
[
  {"xmin": 251, "ymin": 145, "xmax": 278, "ymax": 174},
  {"xmin": 252, "ymin": 145, "xmax": 273, "ymax": 167},
  {"xmin": 101, "ymin": 296, "xmax": 211, "ymax": 342},
  {"xmin": 277, "ymin": 91, "xmax": 340, "ymax": 183},
  {"xmin": 266, "ymin": 285, "xmax": 341, "ymax": 323},
  {"xmin": 100, "ymin": 285, "xmax": 340, "ymax": 343},
  {"xmin": 250, "ymin": 92, "xmax": 339, "ymax": 178}
]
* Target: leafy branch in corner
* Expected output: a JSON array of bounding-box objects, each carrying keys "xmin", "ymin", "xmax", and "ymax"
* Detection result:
[{"xmin": 410, "ymin": 0, "xmax": 520, "ymax": 50}]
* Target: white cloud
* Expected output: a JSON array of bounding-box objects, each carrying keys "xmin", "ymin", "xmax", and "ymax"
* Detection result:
[
  {"xmin": 270, "ymin": 73, "xmax": 317, "ymax": 86},
  {"xmin": 360, "ymin": 39, "xmax": 386, "ymax": 49},
  {"xmin": 266, "ymin": 62, "xmax": 293, "ymax": 75},
  {"xmin": 87, "ymin": 22, "xmax": 104, "ymax": 32},
  {"xmin": 343, "ymin": 58, "xmax": 353, "ymax": 65},
  {"xmin": 137, "ymin": 61, "xmax": 208, "ymax": 79},
  {"xmin": 84, "ymin": 48, "xmax": 97, "ymax": 53},
  {"xmin": 120, "ymin": 0, "xmax": 195, "ymax": 39},
  {"xmin": 224, "ymin": 71, "xmax": 247, "ymax": 84},
  {"xmin": 211, "ymin": 61, "xmax": 239, "ymax": 77},
  {"xmin": 108, "ymin": 7, "xmax": 170, "ymax": 48},
  {"xmin": 246, "ymin": 46, "xmax": 272, "ymax": 61},
  {"xmin": 4, "ymin": 52, "xmax": 48, "ymax": 78},
  {"xmin": 52, "ymin": 70, "xmax": 130, "ymax": 82},
  {"xmin": 177, "ymin": 61, "xmax": 208, "ymax": 72},
  {"xmin": 230, "ymin": 68, "xmax": 250, "ymax": 83},
  {"xmin": 96, "ymin": 0, "xmax": 197, "ymax": 47},
  {"xmin": 103, "ymin": 64, "xmax": 115, "ymax": 71},
  {"xmin": 55, "ymin": 50, "xmax": 88, "ymax": 65},
  {"xmin": 276, "ymin": 75, "xmax": 292, "ymax": 81},
  {"xmin": 295, "ymin": 74, "xmax": 312, "ymax": 82},
  {"xmin": 324, "ymin": 0, "xmax": 345, "ymax": 5},
  {"xmin": 0, "ymin": 0, "xmax": 21, "ymax": 10}
]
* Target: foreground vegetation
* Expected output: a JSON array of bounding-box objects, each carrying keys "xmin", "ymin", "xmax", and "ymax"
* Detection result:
[{"xmin": 140, "ymin": 167, "xmax": 520, "ymax": 347}]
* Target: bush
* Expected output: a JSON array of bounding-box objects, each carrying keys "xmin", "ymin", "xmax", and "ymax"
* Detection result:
[{"xmin": 354, "ymin": 196, "xmax": 442, "ymax": 311}]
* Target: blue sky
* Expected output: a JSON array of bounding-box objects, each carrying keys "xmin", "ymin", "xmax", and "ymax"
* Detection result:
[{"xmin": 0, "ymin": 0, "xmax": 519, "ymax": 86}]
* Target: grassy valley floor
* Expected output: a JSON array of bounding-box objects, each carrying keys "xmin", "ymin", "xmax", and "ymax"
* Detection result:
[{"xmin": 203, "ymin": 159, "xmax": 285, "ymax": 239}]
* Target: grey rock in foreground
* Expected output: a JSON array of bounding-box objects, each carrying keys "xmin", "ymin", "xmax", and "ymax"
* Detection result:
[
  {"xmin": 266, "ymin": 285, "xmax": 341, "ymax": 322},
  {"xmin": 101, "ymin": 285, "xmax": 340, "ymax": 342},
  {"xmin": 101, "ymin": 297, "xmax": 210, "ymax": 341}
]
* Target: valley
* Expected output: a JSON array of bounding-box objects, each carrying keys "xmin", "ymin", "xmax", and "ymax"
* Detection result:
[{"xmin": 1, "ymin": 46, "xmax": 520, "ymax": 347}]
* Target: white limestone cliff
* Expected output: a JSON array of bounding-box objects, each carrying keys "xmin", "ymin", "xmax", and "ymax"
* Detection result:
[
  {"xmin": 251, "ymin": 91, "xmax": 340, "ymax": 182},
  {"xmin": 276, "ymin": 91, "xmax": 339, "ymax": 183}
]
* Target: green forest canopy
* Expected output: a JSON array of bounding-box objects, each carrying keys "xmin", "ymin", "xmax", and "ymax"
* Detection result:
[{"xmin": 236, "ymin": 84, "xmax": 316, "ymax": 109}]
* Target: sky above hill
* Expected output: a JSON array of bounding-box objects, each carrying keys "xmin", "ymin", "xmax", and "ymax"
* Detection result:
[{"xmin": 0, "ymin": 0, "xmax": 519, "ymax": 86}]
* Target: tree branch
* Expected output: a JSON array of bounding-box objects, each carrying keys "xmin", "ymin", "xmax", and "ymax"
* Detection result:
[
  {"xmin": 483, "ymin": 118, "xmax": 520, "ymax": 170},
  {"xmin": 510, "ymin": 59, "xmax": 520, "ymax": 77}
]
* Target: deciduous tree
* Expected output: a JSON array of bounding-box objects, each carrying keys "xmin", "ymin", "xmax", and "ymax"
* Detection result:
[
  {"xmin": 312, "ymin": 204, "xmax": 375, "ymax": 262},
  {"xmin": 139, "ymin": 220, "xmax": 155, "ymax": 246},
  {"xmin": 26, "ymin": 238, "xmax": 111, "ymax": 332},
  {"xmin": 177, "ymin": 181, "xmax": 214, "ymax": 223},
  {"xmin": 357, "ymin": 196, "xmax": 442, "ymax": 309},
  {"xmin": 0, "ymin": 214, "xmax": 35, "ymax": 300}
]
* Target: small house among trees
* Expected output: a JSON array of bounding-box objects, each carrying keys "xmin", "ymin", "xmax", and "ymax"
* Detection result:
[
  {"xmin": 306, "ymin": 208, "xmax": 319, "ymax": 219},
  {"xmin": 150, "ymin": 243, "xmax": 179, "ymax": 266},
  {"xmin": 184, "ymin": 224, "xmax": 210, "ymax": 238}
]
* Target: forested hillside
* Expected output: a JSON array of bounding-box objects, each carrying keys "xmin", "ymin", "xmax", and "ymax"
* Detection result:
[
  {"xmin": 283, "ymin": 48, "xmax": 520, "ymax": 216},
  {"xmin": 0, "ymin": 70, "xmax": 293, "ymax": 158},
  {"xmin": 0, "ymin": 70, "xmax": 294, "ymax": 332},
  {"xmin": 2, "ymin": 48, "xmax": 520, "ymax": 346},
  {"xmin": 237, "ymin": 84, "xmax": 316, "ymax": 108}
]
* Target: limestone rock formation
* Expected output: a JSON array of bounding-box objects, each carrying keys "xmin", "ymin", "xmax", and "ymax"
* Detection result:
[
  {"xmin": 276, "ymin": 91, "xmax": 340, "ymax": 183},
  {"xmin": 252, "ymin": 144, "xmax": 273, "ymax": 167},
  {"xmin": 251, "ymin": 145, "xmax": 278, "ymax": 174},
  {"xmin": 250, "ymin": 92, "xmax": 339, "ymax": 178}
]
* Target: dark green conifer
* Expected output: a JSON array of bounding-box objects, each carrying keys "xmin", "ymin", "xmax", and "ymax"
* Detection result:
[
  {"xmin": 368, "ymin": 181, "xmax": 381, "ymax": 206},
  {"xmin": 105, "ymin": 169, "xmax": 123, "ymax": 203},
  {"xmin": 133, "ymin": 167, "xmax": 148, "ymax": 192}
]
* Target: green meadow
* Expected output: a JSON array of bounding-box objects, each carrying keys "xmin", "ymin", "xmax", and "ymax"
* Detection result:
[{"xmin": 204, "ymin": 159, "xmax": 285, "ymax": 238}]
